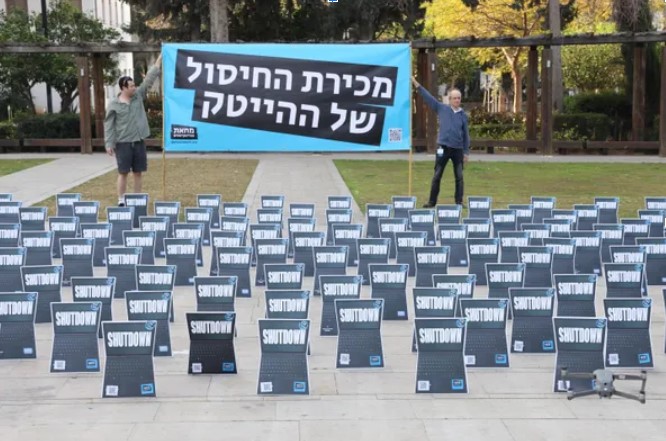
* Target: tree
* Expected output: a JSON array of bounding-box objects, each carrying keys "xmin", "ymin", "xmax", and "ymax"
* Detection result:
[
  {"xmin": 120, "ymin": 0, "xmax": 210, "ymax": 42},
  {"xmin": 209, "ymin": 0, "xmax": 229, "ymax": 42},
  {"xmin": 424, "ymin": 0, "xmax": 575, "ymax": 113},
  {"xmin": 436, "ymin": 49, "xmax": 480, "ymax": 91}
]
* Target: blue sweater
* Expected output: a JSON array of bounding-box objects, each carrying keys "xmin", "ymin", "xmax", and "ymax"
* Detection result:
[{"xmin": 417, "ymin": 86, "xmax": 470, "ymax": 155}]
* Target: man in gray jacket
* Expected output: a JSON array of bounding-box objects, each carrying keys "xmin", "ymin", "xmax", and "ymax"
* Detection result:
[{"xmin": 104, "ymin": 54, "xmax": 162, "ymax": 206}]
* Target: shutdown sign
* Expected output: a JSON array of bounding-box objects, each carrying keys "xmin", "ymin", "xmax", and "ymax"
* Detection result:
[{"xmin": 163, "ymin": 43, "xmax": 411, "ymax": 152}]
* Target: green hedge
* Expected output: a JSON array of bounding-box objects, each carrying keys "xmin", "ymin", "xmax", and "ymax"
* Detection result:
[
  {"xmin": 563, "ymin": 92, "xmax": 630, "ymax": 117},
  {"xmin": 15, "ymin": 113, "xmax": 86, "ymax": 139},
  {"xmin": 469, "ymin": 123, "xmax": 524, "ymax": 138},
  {"xmin": 0, "ymin": 120, "xmax": 17, "ymax": 139},
  {"xmin": 553, "ymin": 113, "xmax": 612, "ymax": 141}
]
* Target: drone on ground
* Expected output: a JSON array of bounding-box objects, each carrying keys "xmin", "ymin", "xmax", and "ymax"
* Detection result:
[{"xmin": 561, "ymin": 368, "xmax": 647, "ymax": 404}]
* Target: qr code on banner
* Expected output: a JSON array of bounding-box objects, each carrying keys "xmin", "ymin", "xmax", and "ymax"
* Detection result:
[{"xmin": 388, "ymin": 128, "xmax": 402, "ymax": 142}]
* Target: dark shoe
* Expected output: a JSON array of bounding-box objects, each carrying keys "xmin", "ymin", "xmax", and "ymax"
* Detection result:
[{"xmin": 422, "ymin": 203, "xmax": 435, "ymax": 208}]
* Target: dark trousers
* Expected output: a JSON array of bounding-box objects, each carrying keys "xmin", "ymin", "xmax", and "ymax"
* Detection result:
[{"xmin": 428, "ymin": 146, "xmax": 464, "ymax": 205}]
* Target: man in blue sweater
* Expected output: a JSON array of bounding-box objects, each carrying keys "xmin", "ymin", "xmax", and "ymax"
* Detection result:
[{"xmin": 412, "ymin": 77, "xmax": 470, "ymax": 208}]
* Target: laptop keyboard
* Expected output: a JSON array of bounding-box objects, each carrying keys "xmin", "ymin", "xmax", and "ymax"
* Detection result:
[
  {"xmin": 0, "ymin": 322, "xmax": 36, "ymax": 358},
  {"xmin": 188, "ymin": 341, "xmax": 237, "ymax": 374},
  {"xmin": 606, "ymin": 329, "xmax": 652, "ymax": 367},
  {"xmin": 464, "ymin": 329, "xmax": 509, "ymax": 367},
  {"xmin": 51, "ymin": 334, "xmax": 99, "ymax": 371},
  {"xmin": 511, "ymin": 317, "xmax": 555, "ymax": 353},
  {"xmin": 557, "ymin": 301, "xmax": 596, "ymax": 317},
  {"xmin": 555, "ymin": 351, "xmax": 604, "ymax": 392}
]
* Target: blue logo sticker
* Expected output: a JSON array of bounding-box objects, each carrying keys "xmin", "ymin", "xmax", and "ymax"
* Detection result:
[
  {"xmin": 26, "ymin": 293, "xmax": 36, "ymax": 302},
  {"xmin": 145, "ymin": 320, "xmax": 157, "ymax": 331},
  {"xmin": 167, "ymin": 265, "xmax": 174, "ymax": 272},
  {"xmin": 224, "ymin": 312, "xmax": 234, "ymax": 321},
  {"xmin": 588, "ymin": 275, "xmax": 596, "ymax": 283},
  {"xmin": 106, "ymin": 278, "xmax": 114, "ymax": 285},
  {"xmin": 86, "ymin": 358, "xmax": 98, "ymax": 369},
  {"xmin": 293, "ymin": 381, "xmax": 307, "ymax": 393},
  {"xmin": 23, "ymin": 347, "xmax": 33, "ymax": 355},
  {"xmin": 596, "ymin": 319, "xmax": 606, "ymax": 328},
  {"xmin": 162, "ymin": 292, "xmax": 170, "ymax": 301},
  {"xmin": 451, "ymin": 379, "xmax": 465, "ymax": 390},
  {"xmin": 642, "ymin": 299, "xmax": 651, "ymax": 308},
  {"xmin": 456, "ymin": 319, "xmax": 466, "ymax": 328},
  {"xmin": 495, "ymin": 354, "xmax": 507, "ymax": 364},
  {"xmin": 542, "ymin": 340, "xmax": 554, "ymax": 351},
  {"xmin": 467, "ymin": 274, "xmax": 476, "ymax": 283},
  {"xmin": 140, "ymin": 383, "xmax": 155, "ymax": 395},
  {"xmin": 498, "ymin": 299, "xmax": 507, "ymax": 309},
  {"xmin": 373, "ymin": 300, "xmax": 382, "ymax": 310},
  {"xmin": 546, "ymin": 288, "xmax": 555, "ymax": 297},
  {"xmin": 222, "ymin": 362, "xmax": 235, "ymax": 372},
  {"xmin": 369, "ymin": 355, "xmax": 382, "ymax": 366},
  {"xmin": 301, "ymin": 292, "xmax": 309, "ymax": 300},
  {"xmin": 90, "ymin": 302, "xmax": 101, "ymax": 312},
  {"xmin": 638, "ymin": 353, "xmax": 651, "ymax": 364},
  {"xmin": 299, "ymin": 320, "xmax": 309, "ymax": 330}
]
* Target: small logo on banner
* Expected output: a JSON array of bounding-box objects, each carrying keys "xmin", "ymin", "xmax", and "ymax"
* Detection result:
[
  {"xmin": 299, "ymin": 321, "xmax": 309, "ymax": 330},
  {"xmin": 293, "ymin": 381, "xmax": 307, "ymax": 393},
  {"xmin": 86, "ymin": 358, "xmax": 98, "ymax": 369},
  {"xmin": 451, "ymin": 379, "xmax": 465, "ymax": 390},
  {"xmin": 456, "ymin": 319, "xmax": 466, "ymax": 328},
  {"xmin": 171, "ymin": 124, "xmax": 198, "ymax": 140},
  {"xmin": 140, "ymin": 383, "xmax": 155, "ymax": 395},
  {"xmin": 596, "ymin": 319, "xmax": 606, "ymax": 328},
  {"xmin": 90, "ymin": 302, "xmax": 101, "ymax": 311},
  {"xmin": 497, "ymin": 299, "xmax": 507, "ymax": 309},
  {"xmin": 638, "ymin": 353, "xmax": 651, "ymax": 364},
  {"xmin": 495, "ymin": 354, "xmax": 507, "ymax": 365},
  {"xmin": 369, "ymin": 355, "xmax": 382, "ymax": 366},
  {"xmin": 145, "ymin": 321, "xmax": 157, "ymax": 331},
  {"xmin": 222, "ymin": 362, "xmax": 235, "ymax": 372},
  {"xmin": 642, "ymin": 299, "xmax": 652, "ymax": 308},
  {"xmin": 542, "ymin": 340, "xmax": 554, "ymax": 351},
  {"xmin": 224, "ymin": 313, "xmax": 234, "ymax": 321},
  {"xmin": 162, "ymin": 292, "xmax": 170, "ymax": 301},
  {"xmin": 27, "ymin": 293, "xmax": 36, "ymax": 302}
]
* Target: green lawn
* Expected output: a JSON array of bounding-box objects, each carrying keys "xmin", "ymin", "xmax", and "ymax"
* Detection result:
[
  {"xmin": 0, "ymin": 159, "xmax": 52, "ymax": 177},
  {"xmin": 334, "ymin": 160, "xmax": 665, "ymax": 219}
]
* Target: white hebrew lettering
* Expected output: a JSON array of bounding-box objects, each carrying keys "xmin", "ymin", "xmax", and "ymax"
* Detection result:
[
  {"xmin": 250, "ymin": 97, "xmax": 263, "ymax": 112},
  {"xmin": 330, "ymin": 103, "xmax": 347, "ymax": 131},
  {"xmin": 325, "ymin": 73, "xmax": 341, "ymax": 94},
  {"xmin": 353, "ymin": 75, "xmax": 371, "ymax": 96},
  {"xmin": 240, "ymin": 66, "xmax": 251, "ymax": 80},
  {"xmin": 349, "ymin": 110, "xmax": 377, "ymax": 134},
  {"xmin": 299, "ymin": 104, "xmax": 320, "ymax": 128},
  {"xmin": 263, "ymin": 99, "xmax": 275, "ymax": 115},
  {"xmin": 202, "ymin": 91, "xmax": 225, "ymax": 118},
  {"xmin": 342, "ymin": 74, "xmax": 354, "ymax": 88},
  {"xmin": 204, "ymin": 62, "xmax": 216, "ymax": 84},
  {"xmin": 372, "ymin": 77, "xmax": 392, "ymax": 99},
  {"xmin": 302, "ymin": 71, "xmax": 324, "ymax": 93},
  {"xmin": 276, "ymin": 101, "xmax": 298, "ymax": 125},
  {"xmin": 187, "ymin": 56, "xmax": 202, "ymax": 83},
  {"xmin": 273, "ymin": 69, "xmax": 293, "ymax": 90},
  {"xmin": 216, "ymin": 64, "xmax": 237, "ymax": 85},
  {"xmin": 227, "ymin": 94, "xmax": 248, "ymax": 118},
  {"xmin": 252, "ymin": 67, "xmax": 272, "ymax": 89}
]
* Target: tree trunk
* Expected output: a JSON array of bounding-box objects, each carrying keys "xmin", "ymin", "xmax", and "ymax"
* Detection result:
[
  {"xmin": 209, "ymin": 0, "xmax": 229, "ymax": 42},
  {"xmin": 549, "ymin": 0, "xmax": 564, "ymax": 112},
  {"xmin": 512, "ymin": 68, "xmax": 523, "ymax": 113}
]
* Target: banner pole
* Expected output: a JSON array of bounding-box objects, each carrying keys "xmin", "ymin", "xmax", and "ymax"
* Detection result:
[
  {"xmin": 408, "ymin": 42, "xmax": 414, "ymax": 197},
  {"xmin": 161, "ymin": 46, "xmax": 166, "ymax": 201}
]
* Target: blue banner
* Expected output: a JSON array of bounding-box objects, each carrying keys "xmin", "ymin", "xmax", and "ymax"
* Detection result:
[{"xmin": 162, "ymin": 43, "xmax": 411, "ymax": 152}]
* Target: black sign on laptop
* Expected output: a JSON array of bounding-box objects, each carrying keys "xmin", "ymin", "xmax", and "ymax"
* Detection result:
[
  {"xmin": 210, "ymin": 231, "xmax": 244, "ymax": 276},
  {"xmin": 20, "ymin": 264, "xmax": 61, "ymax": 323},
  {"xmin": 415, "ymin": 317, "xmax": 468, "ymax": 393},
  {"xmin": 491, "ymin": 209, "xmax": 517, "ymax": 237},
  {"xmin": 292, "ymin": 231, "xmax": 325, "ymax": 277},
  {"xmin": 604, "ymin": 263, "xmax": 644, "ymax": 298},
  {"xmin": 125, "ymin": 291, "xmax": 173, "ymax": 356},
  {"xmin": 438, "ymin": 225, "xmax": 468, "ymax": 267},
  {"xmin": 50, "ymin": 301, "xmax": 101, "ymax": 372},
  {"xmin": 509, "ymin": 287, "xmax": 555, "ymax": 353},
  {"xmin": 102, "ymin": 320, "xmax": 157, "ymax": 398},
  {"xmin": 80, "ymin": 223, "xmax": 111, "ymax": 267},
  {"xmin": 366, "ymin": 204, "xmax": 392, "ymax": 239},
  {"xmin": 48, "ymin": 216, "xmax": 79, "ymax": 258},
  {"xmin": 552, "ymin": 209, "xmax": 578, "ymax": 229},
  {"xmin": 553, "ymin": 317, "xmax": 606, "ymax": 393},
  {"xmin": 610, "ymin": 245, "xmax": 646, "ymax": 265},
  {"xmin": 574, "ymin": 204, "xmax": 599, "ymax": 231},
  {"xmin": 508, "ymin": 204, "xmax": 534, "ymax": 230},
  {"xmin": 288, "ymin": 217, "xmax": 316, "ymax": 259},
  {"xmin": 255, "ymin": 238, "xmax": 289, "ymax": 286},
  {"xmin": 499, "ymin": 231, "xmax": 529, "ymax": 264},
  {"xmin": 396, "ymin": 231, "xmax": 427, "ymax": 277},
  {"xmin": 258, "ymin": 318, "xmax": 310, "ymax": 394},
  {"xmin": 250, "ymin": 222, "xmax": 281, "ymax": 266},
  {"xmin": 328, "ymin": 196, "xmax": 352, "ymax": 210},
  {"xmin": 124, "ymin": 193, "xmax": 149, "ymax": 229},
  {"xmin": 433, "ymin": 274, "xmax": 476, "ymax": 316},
  {"xmin": 379, "ymin": 217, "xmax": 408, "ymax": 259},
  {"xmin": 595, "ymin": 197, "xmax": 619, "ymax": 224},
  {"xmin": 436, "ymin": 204, "xmax": 462, "ymax": 225},
  {"xmin": 531, "ymin": 196, "xmax": 556, "ymax": 223},
  {"xmin": 544, "ymin": 218, "xmax": 573, "ymax": 238},
  {"xmin": 72, "ymin": 276, "xmax": 115, "ymax": 337},
  {"xmin": 522, "ymin": 223, "xmax": 550, "ymax": 246},
  {"xmin": 217, "ymin": 246, "xmax": 252, "ymax": 298},
  {"xmin": 265, "ymin": 290, "xmax": 310, "ymax": 319},
  {"xmin": 412, "ymin": 288, "xmax": 458, "ymax": 352},
  {"xmin": 636, "ymin": 238, "xmax": 666, "ymax": 285},
  {"xmin": 645, "ymin": 197, "xmax": 666, "ymax": 214},
  {"xmin": 56, "ymin": 193, "xmax": 80, "ymax": 217},
  {"xmin": 187, "ymin": 311, "xmax": 237, "ymax": 375},
  {"xmin": 467, "ymin": 238, "xmax": 499, "ymax": 286},
  {"xmin": 0, "ymin": 222, "xmax": 20, "ymax": 247},
  {"xmin": 594, "ymin": 223, "xmax": 624, "ymax": 263},
  {"xmin": 289, "ymin": 203, "xmax": 315, "ymax": 219},
  {"xmin": 543, "ymin": 237, "xmax": 576, "ymax": 275},
  {"xmin": 136, "ymin": 264, "xmax": 176, "ymax": 322},
  {"xmin": 460, "ymin": 298, "xmax": 509, "ymax": 367},
  {"xmin": 638, "ymin": 209, "xmax": 665, "ymax": 238},
  {"xmin": 486, "ymin": 263, "xmax": 525, "ymax": 319},
  {"xmin": 173, "ymin": 222, "xmax": 204, "ymax": 267},
  {"xmin": 0, "ymin": 292, "xmax": 37, "ymax": 359},
  {"xmin": 604, "ymin": 298, "xmax": 652, "ymax": 368},
  {"xmin": 313, "ymin": 246, "xmax": 348, "ymax": 296},
  {"xmin": 320, "ymin": 275, "xmax": 362, "ymax": 336},
  {"xmin": 335, "ymin": 299, "xmax": 384, "ymax": 368},
  {"xmin": 154, "ymin": 201, "xmax": 181, "ymax": 236},
  {"xmin": 265, "ymin": 263, "xmax": 304, "ymax": 290},
  {"xmin": 370, "ymin": 263, "xmax": 409, "ymax": 320},
  {"xmin": 392, "ymin": 196, "xmax": 416, "ymax": 220},
  {"xmin": 123, "ymin": 230, "xmax": 156, "ymax": 265},
  {"xmin": 72, "ymin": 201, "xmax": 100, "ymax": 224},
  {"xmin": 463, "ymin": 217, "xmax": 491, "ymax": 239},
  {"xmin": 257, "ymin": 208, "xmax": 283, "ymax": 227},
  {"xmin": 333, "ymin": 223, "xmax": 363, "ymax": 266},
  {"xmin": 223, "ymin": 202, "xmax": 248, "ymax": 218},
  {"xmin": 409, "ymin": 209, "xmax": 436, "ymax": 245},
  {"xmin": 164, "ymin": 238, "xmax": 197, "ymax": 286},
  {"xmin": 106, "ymin": 246, "xmax": 142, "ymax": 297},
  {"xmin": 0, "ymin": 246, "xmax": 27, "ymax": 292},
  {"xmin": 570, "ymin": 231, "xmax": 602, "ymax": 275},
  {"xmin": 357, "ymin": 238, "xmax": 390, "ymax": 285},
  {"xmin": 414, "ymin": 246, "xmax": 449, "ymax": 287},
  {"xmin": 220, "ymin": 216, "xmax": 249, "ymax": 244},
  {"xmin": 197, "ymin": 194, "xmax": 221, "ymax": 229},
  {"xmin": 20, "ymin": 231, "xmax": 53, "ymax": 266},
  {"xmin": 554, "ymin": 274, "xmax": 597, "ymax": 317},
  {"xmin": 185, "ymin": 207, "xmax": 213, "ymax": 244},
  {"xmin": 518, "ymin": 246, "xmax": 553, "ymax": 288},
  {"xmin": 621, "ymin": 218, "xmax": 650, "ymax": 245},
  {"xmin": 19, "ymin": 207, "xmax": 47, "ymax": 232},
  {"xmin": 195, "ymin": 276, "xmax": 236, "ymax": 312},
  {"xmin": 186, "ymin": 311, "xmax": 238, "ymax": 374},
  {"xmin": 261, "ymin": 195, "xmax": 285, "ymax": 210},
  {"xmin": 106, "ymin": 207, "xmax": 134, "ymax": 246},
  {"xmin": 60, "ymin": 238, "xmax": 94, "ymax": 286},
  {"xmin": 0, "ymin": 201, "xmax": 21, "ymax": 225},
  {"xmin": 468, "ymin": 196, "xmax": 492, "ymax": 219},
  {"xmin": 326, "ymin": 208, "xmax": 353, "ymax": 245}
]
